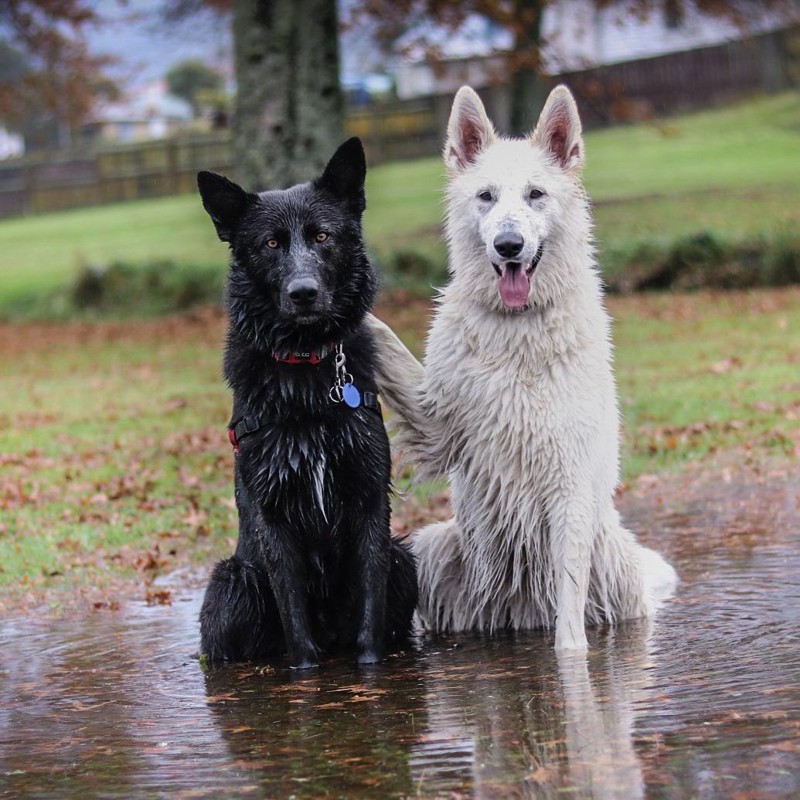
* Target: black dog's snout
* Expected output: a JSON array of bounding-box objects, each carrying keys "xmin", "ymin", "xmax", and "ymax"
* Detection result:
[
  {"xmin": 287, "ymin": 277, "xmax": 319, "ymax": 305},
  {"xmin": 494, "ymin": 232, "xmax": 524, "ymax": 259}
]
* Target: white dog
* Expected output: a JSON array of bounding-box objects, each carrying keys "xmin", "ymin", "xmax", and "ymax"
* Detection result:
[{"xmin": 367, "ymin": 85, "xmax": 677, "ymax": 650}]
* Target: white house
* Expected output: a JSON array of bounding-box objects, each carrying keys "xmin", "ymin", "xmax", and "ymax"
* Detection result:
[
  {"xmin": 393, "ymin": 0, "xmax": 799, "ymax": 99},
  {"xmin": 82, "ymin": 80, "xmax": 194, "ymax": 143}
]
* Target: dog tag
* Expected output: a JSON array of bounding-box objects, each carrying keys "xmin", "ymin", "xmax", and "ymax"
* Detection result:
[{"xmin": 342, "ymin": 382, "xmax": 361, "ymax": 408}]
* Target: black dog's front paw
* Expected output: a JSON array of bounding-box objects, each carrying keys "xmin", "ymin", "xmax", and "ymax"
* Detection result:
[
  {"xmin": 287, "ymin": 642, "xmax": 321, "ymax": 670},
  {"xmin": 289, "ymin": 657, "xmax": 320, "ymax": 671},
  {"xmin": 356, "ymin": 646, "xmax": 385, "ymax": 665}
]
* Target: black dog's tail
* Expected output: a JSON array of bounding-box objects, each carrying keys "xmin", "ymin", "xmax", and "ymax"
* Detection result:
[{"xmin": 199, "ymin": 556, "xmax": 284, "ymax": 663}]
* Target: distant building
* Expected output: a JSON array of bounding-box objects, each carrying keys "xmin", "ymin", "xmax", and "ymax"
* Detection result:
[
  {"xmin": 394, "ymin": 0, "xmax": 799, "ymax": 99},
  {"xmin": 0, "ymin": 128, "xmax": 24, "ymax": 160},
  {"xmin": 81, "ymin": 80, "xmax": 194, "ymax": 144}
]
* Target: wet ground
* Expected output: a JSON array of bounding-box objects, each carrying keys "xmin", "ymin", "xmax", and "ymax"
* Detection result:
[{"xmin": 2, "ymin": 471, "xmax": 799, "ymax": 799}]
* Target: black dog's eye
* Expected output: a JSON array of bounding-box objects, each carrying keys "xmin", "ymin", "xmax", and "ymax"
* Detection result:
[
  {"xmin": 315, "ymin": 232, "xmax": 328, "ymax": 243},
  {"xmin": 529, "ymin": 189, "xmax": 545, "ymax": 200},
  {"xmin": 267, "ymin": 239, "xmax": 279, "ymax": 249},
  {"xmin": 478, "ymin": 191, "xmax": 493, "ymax": 202}
]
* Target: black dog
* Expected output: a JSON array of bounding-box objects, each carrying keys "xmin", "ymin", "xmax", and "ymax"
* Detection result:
[{"xmin": 196, "ymin": 138, "xmax": 417, "ymax": 669}]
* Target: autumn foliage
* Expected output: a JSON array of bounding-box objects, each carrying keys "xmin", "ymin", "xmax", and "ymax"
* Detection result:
[{"xmin": 0, "ymin": 0, "xmax": 117, "ymax": 136}]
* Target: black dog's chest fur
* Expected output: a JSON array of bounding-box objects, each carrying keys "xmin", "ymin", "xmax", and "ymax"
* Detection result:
[{"xmin": 229, "ymin": 330, "xmax": 389, "ymax": 532}]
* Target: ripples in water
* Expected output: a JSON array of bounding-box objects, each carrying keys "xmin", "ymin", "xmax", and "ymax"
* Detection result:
[{"xmin": 2, "ymin": 479, "xmax": 799, "ymax": 798}]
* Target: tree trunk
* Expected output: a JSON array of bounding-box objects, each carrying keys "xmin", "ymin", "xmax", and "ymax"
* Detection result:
[
  {"xmin": 509, "ymin": 0, "xmax": 545, "ymax": 136},
  {"xmin": 232, "ymin": 0, "xmax": 344, "ymax": 191}
]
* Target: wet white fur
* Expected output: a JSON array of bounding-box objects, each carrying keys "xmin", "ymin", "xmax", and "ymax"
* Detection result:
[{"xmin": 367, "ymin": 85, "xmax": 677, "ymax": 650}]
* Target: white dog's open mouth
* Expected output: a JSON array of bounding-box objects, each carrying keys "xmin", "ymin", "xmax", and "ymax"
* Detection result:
[{"xmin": 492, "ymin": 242, "xmax": 545, "ymax": 309}]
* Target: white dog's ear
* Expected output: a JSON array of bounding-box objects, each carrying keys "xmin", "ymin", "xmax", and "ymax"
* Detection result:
[
  {"xmin": 532, "ymin": 85, "xmax": 584, "ymax": 172},
  {"xmin": 445, "ymin": 86, "xmax": 497, "ymax": 171}
]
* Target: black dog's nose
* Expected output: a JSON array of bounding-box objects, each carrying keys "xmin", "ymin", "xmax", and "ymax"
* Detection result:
[
  {"xmin": 287, "ymin": 277, "xmax": 319, "ymax": 305},
  {"xmin": 494, "ymin": 232, "xmax": 524, "ymax": 259}
]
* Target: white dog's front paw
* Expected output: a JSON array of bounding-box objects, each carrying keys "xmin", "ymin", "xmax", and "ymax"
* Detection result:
[{"xmin": 555, "ymin": 622, "xmax": 588, "ymax": 652}]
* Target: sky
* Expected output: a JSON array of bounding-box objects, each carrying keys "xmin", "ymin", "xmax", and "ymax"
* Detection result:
[
  {"xmin": 88, "ymin": 0, "xmax": 232, "ymax": 91},
  {"xmin": 85, "ymin": 0, "xmax": 387, "ymax": 94}
]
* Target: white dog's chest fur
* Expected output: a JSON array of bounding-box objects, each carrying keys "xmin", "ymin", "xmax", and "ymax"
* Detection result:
[
  {"xmin": 426, "ymin": 284, "xmax": 619, "ymax": 490},
  {"xmin": 414, "ymin": 281, "xmax": 623, "ymax": 629}
]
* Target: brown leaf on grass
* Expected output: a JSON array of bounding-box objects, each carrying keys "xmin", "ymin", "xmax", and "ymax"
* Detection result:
[
  {"xmin": 133, "ymin": 544, "xmax": 171, "ymax": 574},
  {"xmin": 145, "ymin": 589, "xmax": 172, "ymax": 606},
  {"xmin": 178, "ymin": 467, "xmax": 200, "ymax": 487},
  {"xmin": 165, "ymin": 397, "xmax": 188, "ymax": 412},
  {"xmin": 92, "ymin": 600, "xmax": 120, "ymax": 611},
  {"xmin": 709, "ymin": 356, "xmax": 742, "ymax": 374},
  {"xmin": 182, "ymin": 503, "xmax": 208, "ymax": 528}
]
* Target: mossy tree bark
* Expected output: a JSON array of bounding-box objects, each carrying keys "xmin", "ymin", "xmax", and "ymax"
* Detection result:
[
  {"xmin": 232, "ymin": 0, "xmax": 344, "ymax": 191},
  {"xmin": 508, "ymin": 0, "xmax": 545, "ymax": 136}
]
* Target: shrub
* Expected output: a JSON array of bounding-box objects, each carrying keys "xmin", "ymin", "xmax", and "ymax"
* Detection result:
[
  {"xmin": 70, "ymin": 260, "xmax": 225, "ymax": 316},
  {"xmin": 379, "ymin": 249, "xmax": 449, "ymax": 295},
  {"xmin": 605, "ymin": 230, "xmax": 800, "ymax": 293},
  {"xmin": 763, "ymin": 232, "xmax": 800, "ymax": 286}
]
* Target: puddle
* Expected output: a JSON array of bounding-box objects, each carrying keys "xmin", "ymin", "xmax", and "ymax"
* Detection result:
[{"xmin": 2, "ymin": 477, "xmax": 799, "ymax": 799}]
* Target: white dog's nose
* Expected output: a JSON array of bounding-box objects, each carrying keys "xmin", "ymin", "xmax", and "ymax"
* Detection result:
[{"xmin": 494, "ymin": 232, "xmax": 524, "ymax": 259}]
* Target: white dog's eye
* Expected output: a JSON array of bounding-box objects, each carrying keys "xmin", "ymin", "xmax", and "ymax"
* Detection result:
[
  {"xmin": 529, "ymin": 189, "xmax": 545, "ymax": 200},
  {"xmin": 478, "ymin": 190, "xmax": 493, "ymax": 202}
]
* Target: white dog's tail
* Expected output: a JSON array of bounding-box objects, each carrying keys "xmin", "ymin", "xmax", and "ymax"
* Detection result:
[
  {"xmin": 413, "ymin": 509, "xmax": 678, "ymax": 634},
  {"xmin": 587, "ymin": 509, "xmax": 678, "ymax": 626}
]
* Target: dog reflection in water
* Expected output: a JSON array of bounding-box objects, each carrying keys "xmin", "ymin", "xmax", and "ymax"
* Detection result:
[{"xmin": 408, "ymin": 623, "xmax": 653, "ymax": 799}]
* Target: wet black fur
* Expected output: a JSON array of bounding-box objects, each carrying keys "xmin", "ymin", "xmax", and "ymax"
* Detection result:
[{"xmin": 196, "ymin": 138, "xmax": 417, "ymax": 668}]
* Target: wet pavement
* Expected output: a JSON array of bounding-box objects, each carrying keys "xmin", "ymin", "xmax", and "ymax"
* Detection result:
[{"xmin": 2, "ymin": 474, "xmax": 799, "ymax": 799}]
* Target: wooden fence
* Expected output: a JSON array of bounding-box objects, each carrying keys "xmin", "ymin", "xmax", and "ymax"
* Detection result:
[
  {"xmin": 0, "ymin": 135, "xmax": 233, "ymax": 217},
  {"xmin": 0, "ymin": 100, "xmax": 440, "ymax": 218},
  {"xmin": 0, "ymin": 25, "xmax": 795, "ymax": 219}
]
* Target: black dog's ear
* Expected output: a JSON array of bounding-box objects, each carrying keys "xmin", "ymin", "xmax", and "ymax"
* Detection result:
[
  {"xmin": 197, "ymin": 171, "xmax": 251, "ymax": 242},
  {"xmin": 315, "ymin": 137, "xmax": 366, "ymax": 211}
]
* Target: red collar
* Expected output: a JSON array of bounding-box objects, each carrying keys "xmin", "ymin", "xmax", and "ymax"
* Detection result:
[{"xmin": 272, "ymin": 342, "xmax": 337, "ymax": 365}]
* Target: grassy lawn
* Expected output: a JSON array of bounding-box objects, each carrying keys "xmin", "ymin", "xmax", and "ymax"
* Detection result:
[
  {"xmin": 610, "ymin": 290, "xmax": 800, "ymax": 477},
  {"xmin": 0, "ymin": 195, "xmax": 224, "ymax": 303},
  {"xmin": 1, "ymin": 92, "xmax": 799, "ymax": 311},
  {"xmin": 1, "ymin": 289, "xmax": 799, "ymax": 605},
  {"xmin": 1, "ymin": 92, "xmax": 799, "ymax": 605},
  {"xmin": 0, "ymin": 313, "xmax": 234, "ymax": 608}
]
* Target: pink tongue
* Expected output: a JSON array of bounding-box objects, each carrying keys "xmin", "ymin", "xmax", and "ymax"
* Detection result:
[{"xmin": 498, "ymin": 268, "xmax": 530, "ymax": 308}]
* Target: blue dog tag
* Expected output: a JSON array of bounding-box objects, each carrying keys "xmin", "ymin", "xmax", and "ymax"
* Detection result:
[{"xmin": 342, "ymin": 382, "xmax": 361, "ymax": 408}]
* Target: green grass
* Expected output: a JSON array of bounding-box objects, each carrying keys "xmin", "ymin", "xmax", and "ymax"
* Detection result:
[
  {"xmin": 2, "ymin": 92, "xmax": 799, "ymax": 313},
  {"xmin": 0, "ymin": 316, "xmax": 235, "ymax": 601},
  {"xmin": 586, "ymin": 93, "xmax": 800, "ymax": 198},
  {"xmin": 612, "ymin": 292, "xmax": 800, "ymax": 477},
  {"xmin": 0, "ymin": 195, "xmax": 224, "ymax": 303},
  {"xmin": 1, "ymin": 289, "xmax": 799, "ymax": 599},
  {"xmin": 1, "ymin": 92, "xmax": 800, "ymax": 597}
]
